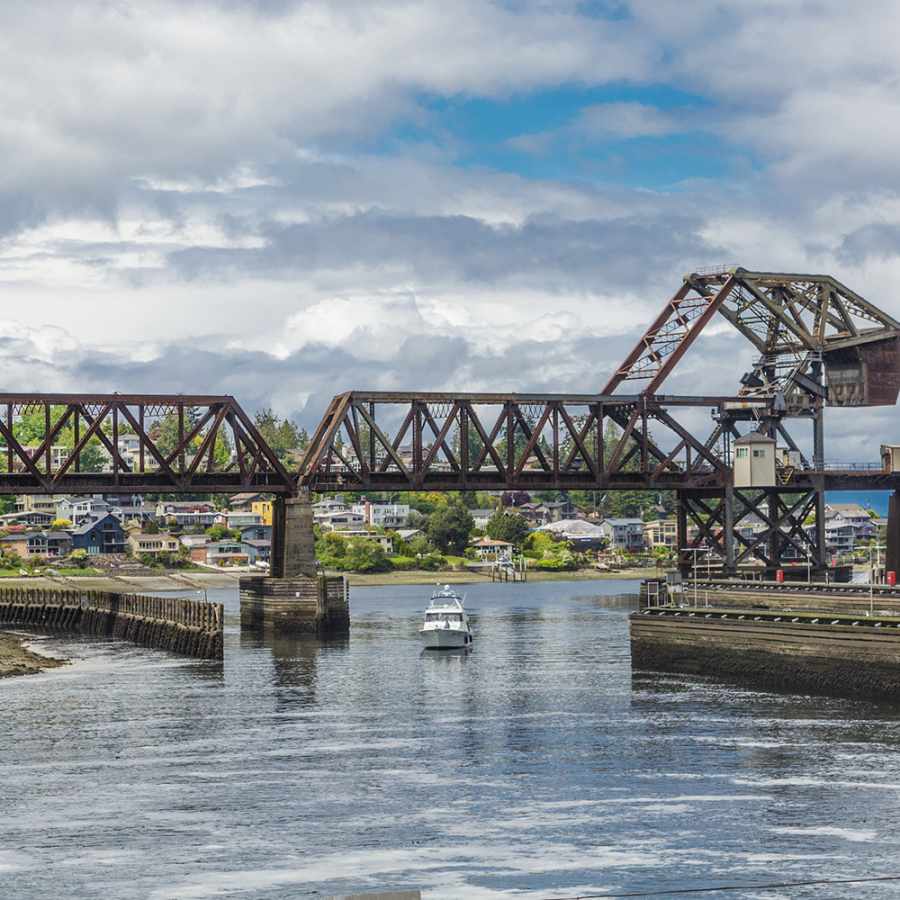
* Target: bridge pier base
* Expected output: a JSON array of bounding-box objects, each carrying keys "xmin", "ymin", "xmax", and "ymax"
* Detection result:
[
  {"xmin": 240, "ymin": 574, "xmax": 349, "ymax": 637},
  {"xmin": 241, "ymin": 494, "xmax": 350, "ymax": 636}
]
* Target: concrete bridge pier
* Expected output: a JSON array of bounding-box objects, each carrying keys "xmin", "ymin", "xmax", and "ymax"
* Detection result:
[
  {"xmin": 270, "ymin": 494, "xmax": 316, "ymax": 577},
  {"xmin": 887, "ymin": 489, "xmax": 900, "ymax": 577},
  {"xmin": 240, "ymin": 493, "xmax": 349, "ymax": 636}
]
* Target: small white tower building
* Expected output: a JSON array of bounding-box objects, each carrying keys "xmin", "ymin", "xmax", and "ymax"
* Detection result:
[{"xmin": 733, "ymin": 432, "xmax": 776, "ymax": 488}]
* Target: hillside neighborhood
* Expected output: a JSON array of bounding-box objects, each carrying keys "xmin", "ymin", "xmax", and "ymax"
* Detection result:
[{"xmin": 0, "ymin": 489, "xmax": 885, "ymax": 576}]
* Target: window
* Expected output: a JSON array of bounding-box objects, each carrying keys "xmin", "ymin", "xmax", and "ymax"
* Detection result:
[
  {"xmin": 736, "ymin": 448, "xmax": 748, "ymax": 459},
  {"xmin": 753, "ymin": 449, "xmax": 766, "ymax": 458}
]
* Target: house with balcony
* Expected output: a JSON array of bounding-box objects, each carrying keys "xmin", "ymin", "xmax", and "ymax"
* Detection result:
[
  {"xmin": 317, "ymin": 509, "xmax": 365, "ymax": 532},
  {"xmin": 229, "ymin": 492, "xmax": 267, "ymax": 511},
  {"xmin": 15, "ymin": 494, "xmax": 66, "ymax": 517},
  {"xmin": 56, "ymin": 495, "xmax": 114, "ymax": 525},
  {"xmin": 205, "ymin": 540, "xmax": 248, "ymax": 566},
  {"xmin": 155, "ymin": 501, "xmax": 218, "ymax": 528},
  {"xmin": 1, "ymin": 530, "xmax": 73, "ymax": 559},
  {"xmin": 598, "ymin": 518, "xmax": 646, "ymax": 552},
  {"xmin": 470, "ymin": 537, "xmax": 514, "ymax": 559},
  {"xmin": 225, "ymin": 511, "xmax": 263, "ymax": 530},
  {"xmin": 71, "ymin": 514, "xmax": 127, "ymax": 555},
  {"xmin": 351, "ymin": 500, "xmax": 410, "ymax": 529},
  {"xmin": 128, "ymin": 532, "xmax": 181, "ymax": 557},
  {"xmin": 824, "ymin": 503, "xmax": 876, "ymax": 541}
]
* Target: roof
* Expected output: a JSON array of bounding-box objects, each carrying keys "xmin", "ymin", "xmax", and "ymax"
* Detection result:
[
  {"xmin": 826, "ymin": 503, "xmax": 872, "ymax": 517},
  {"xmin": 472, "ymin": 537, "xmax": 512, "ymax": 546},
  {"xmin": 537, "ymin": 518, "xmax": 606, "ymax": 537},
  {"xmin": 71, "ymin": 514, "xmax": 123, "ymax": 535},
  {"xmin": 603, "ymin": 518, "xmax": 643, "ymax": 527},
  {"xmin": 734, "ymin": 432, "xmax": 776, "ymax": 444},
  {"xmin": 241, "ymin": 539, "xmax": 271, "ymax": 549},
  {"xmin": 2, "ymin": 530, "xmax": 71, "ymax": 541},
  {"xmin": 159, "ymin": 501, "xmax": 215, "ymax": 510},
  {"xmin": 470, "ymin": 509, "xmax": 494, "ymax": 517}
]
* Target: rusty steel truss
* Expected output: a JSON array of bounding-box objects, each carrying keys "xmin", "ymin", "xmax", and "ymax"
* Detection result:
[
  {"xmin": 0, "ymin": 394, "xmax": 294, "ymax": 495},
  {"xmin": 2, "ymin": 267, "xmax": 899, "ymax": 575},
  {"xmin": 297, "ymin": 391, "xmax": 735, "ymax": 493},
  {"xmin": 297, "ymin": 267, "xmax": 900, "ymax": 575}
]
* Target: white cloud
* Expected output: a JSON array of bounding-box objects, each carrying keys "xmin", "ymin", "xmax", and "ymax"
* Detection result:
[
  {"xmin": 576, "ymin": 102, "xmax": 679, "ymax": 139},
  {"xmin": 2, "ymin": 0, "xmax": 900, "ymax": 463}
]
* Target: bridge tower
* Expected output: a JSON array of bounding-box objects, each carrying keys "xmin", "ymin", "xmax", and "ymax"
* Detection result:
[{"xmin": 604, "ymin": 268, "xmax": 900, "ymax": 578}]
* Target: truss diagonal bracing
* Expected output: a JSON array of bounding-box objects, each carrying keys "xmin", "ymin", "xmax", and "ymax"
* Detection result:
[{"xmin": 0, "ymin": 394, "xmax": 294, "ymax": 495}]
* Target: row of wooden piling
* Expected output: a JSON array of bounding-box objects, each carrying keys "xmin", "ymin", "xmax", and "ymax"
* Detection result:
[{"xmin": 0, "ymin": 587, "xmax": 223, "ymax": 660}]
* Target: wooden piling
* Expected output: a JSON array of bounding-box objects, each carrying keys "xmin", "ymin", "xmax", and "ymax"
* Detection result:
[{"xmin": 0, "ymin": 586, "xmax": 223, "ymax": 660}]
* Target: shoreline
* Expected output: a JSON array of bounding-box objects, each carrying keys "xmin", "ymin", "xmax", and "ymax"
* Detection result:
[
  {"xmin": 0, "ymin": 568, "xmax": 652, "ymax": 591},
  {"xmin": 343, "ymin": 567, "xmax": 652, "ymax": 586},
  {"xmin": 0, "ymin": 632, "xmax": 67, "ymax": 679}
]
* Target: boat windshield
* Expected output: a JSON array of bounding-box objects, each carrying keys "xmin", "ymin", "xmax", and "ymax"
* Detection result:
[{"xmin": 425, "ymin": 612, "xmax": 463, "ymax": 622}]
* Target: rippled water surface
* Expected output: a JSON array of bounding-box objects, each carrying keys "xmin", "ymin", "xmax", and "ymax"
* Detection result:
[{"xmin": 4, "ymin": 579, "xmax": 900, "ymax": 898}]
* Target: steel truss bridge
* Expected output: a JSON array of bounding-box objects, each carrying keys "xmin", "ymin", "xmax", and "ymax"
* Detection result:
[{"xmin": 3, "ymin": 268, "xmax": 900, "ymax": 575}]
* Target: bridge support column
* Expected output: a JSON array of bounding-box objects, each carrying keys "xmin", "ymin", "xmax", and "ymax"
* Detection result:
[
  {"xmin": 270, "ymin": 494, "xmax": 316, "ymax": 578},
  {"xmin": 887, "ymin": 490, "xmax": 900, "ymax": 577}
]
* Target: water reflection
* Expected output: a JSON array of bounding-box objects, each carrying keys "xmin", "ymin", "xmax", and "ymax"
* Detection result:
[{"xmin": 7, "ymin": 580, "xmax": 900, "ymax": 899}]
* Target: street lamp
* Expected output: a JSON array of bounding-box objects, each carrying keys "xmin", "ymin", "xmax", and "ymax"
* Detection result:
[{"xmin": 868, "ymin": 543, "xmax": 886, "ymax": 616}]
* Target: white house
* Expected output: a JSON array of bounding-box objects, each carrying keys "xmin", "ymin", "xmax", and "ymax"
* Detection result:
[
  {"xmin": 351, "ymin": 500, "xmax": 410, "ymax": 529},
  {"xmin": 470, "ymin": 537, "xmax": 513, "ymax": 559},
  {"xmin": 598, "ymin": 518, "xmax": 645, "ymax": 551}
]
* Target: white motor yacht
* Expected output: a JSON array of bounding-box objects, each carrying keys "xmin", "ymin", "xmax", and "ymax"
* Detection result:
[{"xmin": 419, "ymin": 585, "xmax": 472, "ymax": 650}]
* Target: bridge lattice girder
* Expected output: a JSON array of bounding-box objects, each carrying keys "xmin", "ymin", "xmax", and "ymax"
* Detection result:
[
  {"xmin": 297, "ymin": 392, "xmax": 732, "ymax": 493},
  {"xmin": 0, "ymin": 394, "xmax": 294, "ymax": 495},
  {"xmin": 602, "ymin": 268, "xmax": 900, "ymax": 407}
]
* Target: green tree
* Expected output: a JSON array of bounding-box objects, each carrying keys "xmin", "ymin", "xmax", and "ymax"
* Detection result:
[
  {"xmin": 205, "ymin": 523, "xmax": 239, "ymax": 542},
  {"xmin": 254, "ymin": 408, "xmax": 307, "ymax": 460},
  {"xmin": 486, "ymin": 510, "xmax": 530, "ymax": 547},
  {"xmin": 344, "ymin": 538, "xmax": 390, "ymax": 572},
  {"xmin": 426, "ymin": 501, "xmax": 474, "ymax": 555}
]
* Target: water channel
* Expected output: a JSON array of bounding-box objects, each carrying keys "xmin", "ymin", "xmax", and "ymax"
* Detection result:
[{"xmin": 3, "ymin": 579, "xmax": 900, "ymax": 898}]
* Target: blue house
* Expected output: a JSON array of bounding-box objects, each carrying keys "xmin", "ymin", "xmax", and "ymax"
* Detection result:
[
  {"xmin": 241, "ymin": 539, "xmax": 271, "ymax": 566},
  {"xmin": 71, "ymin": 514, "xmax": 127, "ymax": 555},
  {"xmin": 240, "ymin": 524, "xmax": 272, "ymax": 542}
]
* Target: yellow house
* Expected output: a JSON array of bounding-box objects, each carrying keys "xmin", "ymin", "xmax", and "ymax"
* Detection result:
[{"xmin": 251, "ymin": 500, "xmax": 273, "ymax": 526}]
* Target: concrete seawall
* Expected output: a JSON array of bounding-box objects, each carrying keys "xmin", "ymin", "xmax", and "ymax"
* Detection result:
[
  {"xmin": 631, "ymin": 606, "xmax": 900, "ymax": 700},
  {"xmin": 0, "ymin": 588, "xmax": 223, "ymax": 660}
]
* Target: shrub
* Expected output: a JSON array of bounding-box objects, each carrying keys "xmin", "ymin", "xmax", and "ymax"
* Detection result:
[{"xmin": 418, "ymin": 552, "xmax": 446, "ymax": 571}]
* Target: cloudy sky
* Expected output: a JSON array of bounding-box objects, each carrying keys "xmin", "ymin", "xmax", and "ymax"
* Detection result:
[{"xmin": 3, "ymin": 0, "xmax": 900, "ymax": 459}]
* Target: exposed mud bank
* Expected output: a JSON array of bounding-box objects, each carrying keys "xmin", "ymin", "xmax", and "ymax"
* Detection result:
[{"xmin": 0, "ymin": 632, "xmax": 67, "ymax": 679}]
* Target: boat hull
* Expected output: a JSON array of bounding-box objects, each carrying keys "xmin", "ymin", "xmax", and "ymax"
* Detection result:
[{"xmin": 420, "ymin": 627, "xmax": 471, "ymax": 650}]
